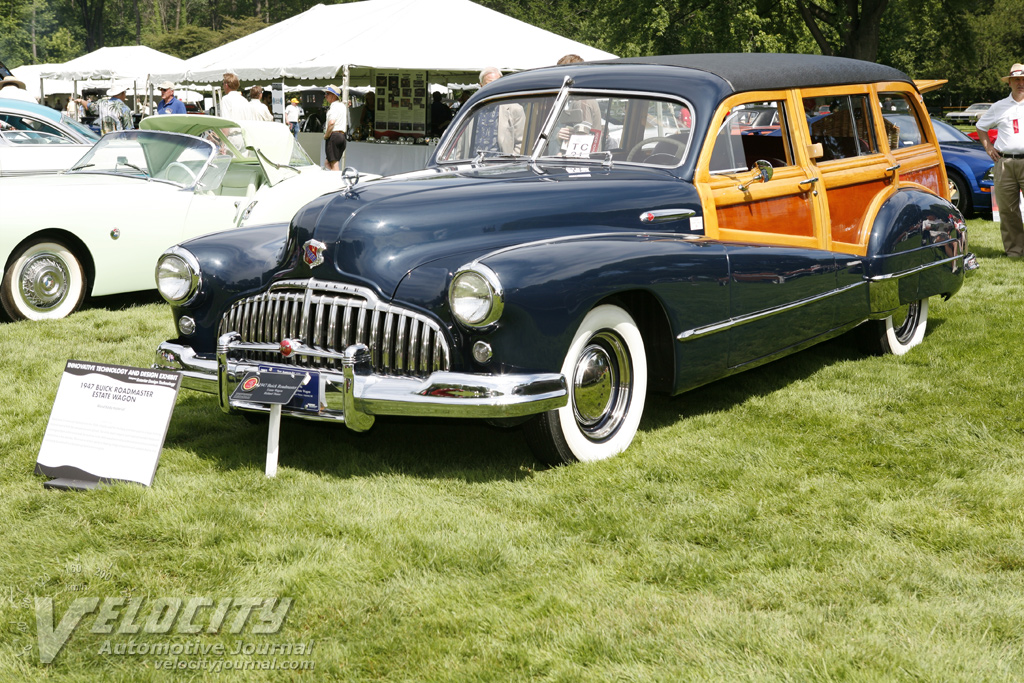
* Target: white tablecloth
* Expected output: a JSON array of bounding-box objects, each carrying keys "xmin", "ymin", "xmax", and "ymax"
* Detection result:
[{"xmin": 343, "ymin": 141, "xmax": 435, "ymax": 176}]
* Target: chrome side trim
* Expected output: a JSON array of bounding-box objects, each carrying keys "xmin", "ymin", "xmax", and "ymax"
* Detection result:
[
  {"xmin": 639, "ymin": 209, "xmax": 696, "ymax": 223},
  {"xmin": 865, "ymin": 252, "xmax": 964, "ymax": 282},
  {"xmin": 677, "ymin": 281, "xmax": 864, "ymax": 341}
]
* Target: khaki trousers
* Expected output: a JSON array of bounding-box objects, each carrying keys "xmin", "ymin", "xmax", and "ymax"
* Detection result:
[{"xmin": 995, "ymin": 156, "xmax": 1024, "ymax": 257}]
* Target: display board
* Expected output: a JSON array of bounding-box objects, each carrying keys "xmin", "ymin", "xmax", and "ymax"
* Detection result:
[
  {"xmin": 35, "ymin": 361, "xmax": 181, "ymax": 489},
  {"xmin": 374, "ymin": 70, "xmax": 427, "ymax": 136}
]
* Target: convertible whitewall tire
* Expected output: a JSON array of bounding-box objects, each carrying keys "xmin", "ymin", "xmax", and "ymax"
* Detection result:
[
  {"xmin": 525, "ymin": 304, "xmax": 647, "ymax": 464},
  {"xmin": 1, "ymin": 240, "xmax": 87, "ymax": 321}
]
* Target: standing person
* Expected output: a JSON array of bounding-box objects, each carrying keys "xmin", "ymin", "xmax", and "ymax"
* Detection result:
[
  {"xmin": 323, "ymin": 86, "xmax": 348, "ymax": 171},
  {"xmin": 248, "ymin": 85, "xmax": 273, "ymax": 122},
  {"xmin": 977, "ymin": 62, "xmax": 1024, "ymax": 258},
  {"xmin": 220, "ymin": 72, "xmax": 253, "ymax": 121},
  {"xmin": 475, "ymin": 67, "xmax": 524, "ymax": 154},
  {"xmin": 429, "ymin": 91, "xmax": 452, "ymax": 136},
  {"xmin": 0, "ymin": 75, "xmax": 37, "ymax": 103},
  {"xmin": 285, "ymin": 97, "xmax": 304, "ymax": 137},
  {"xmin": 78, "ymin": 85, "xmax": 134, "ymax": 134},
  {"xmin": 65, "ymin": 94, "xmax": 81, "ymax": 122},
  {"xmin": 156, "ymin": 81, "xmax": 186, "ymax": 115}
]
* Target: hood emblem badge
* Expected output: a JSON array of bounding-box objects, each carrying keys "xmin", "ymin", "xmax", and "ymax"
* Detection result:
[{"xmin": 303, "ymin": 239, "xmax": 327, "ymax": 267}]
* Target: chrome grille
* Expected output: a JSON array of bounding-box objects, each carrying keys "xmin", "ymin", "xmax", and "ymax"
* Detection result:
[{"xmin": 219, "ymin": 279, "xmax": 450, "ymax": 377}]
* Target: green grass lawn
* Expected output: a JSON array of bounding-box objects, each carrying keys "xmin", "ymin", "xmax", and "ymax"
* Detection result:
[{"xmin": 1, "ymin": 218, "xmax": 1022, "ymax": 681}]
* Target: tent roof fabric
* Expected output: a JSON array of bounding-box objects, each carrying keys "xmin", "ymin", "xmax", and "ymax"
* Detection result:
[
  {"xmin": 40, "ymin": 45, "xmax": 186, "ymax": 82},
  {"xmin": 152, "ymin": 0, "xmax": 616, "ymax": 84}
]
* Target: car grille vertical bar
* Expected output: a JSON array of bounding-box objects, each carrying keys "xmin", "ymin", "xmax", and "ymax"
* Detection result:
[{"xmin": 220, "ymin": 280, "xmax": 450, "ymax": 378}]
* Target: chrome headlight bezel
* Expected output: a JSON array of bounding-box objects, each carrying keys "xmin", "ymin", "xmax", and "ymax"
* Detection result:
[
  {"xmin": 449, "ymin": 263, "xmax": 504, "ymax": 328},
  {"xmin": 155, "ymin": 246, "xmax": 201, "ymax": 305}
]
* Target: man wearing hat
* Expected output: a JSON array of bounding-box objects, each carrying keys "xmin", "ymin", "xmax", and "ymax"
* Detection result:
[
  {"xmin": 323, "ymin": 85, "xmax": 348, "ymax": 171},
  {"xmin": 978, "ymin": 63, "xmax": 1024, "ymax": 257},
  {"xmin": 156, "ymin": 81, "xmax": 186, "ymax": 115},
  {"xmin": 78, "ymin": 85, "xmax": 134, "ymax": 135},
  {"xmin": 285, "ymin": 97, "xmax": 304, "ymax": 138},
  {"xmin": 0, "ymin": 75, "xmax": 37, "ymax": 103}
]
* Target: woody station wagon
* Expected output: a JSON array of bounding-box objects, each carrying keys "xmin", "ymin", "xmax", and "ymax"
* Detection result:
[{"xmin": 153, "ymin": 54, "xmax": 975, "ymax": 464}]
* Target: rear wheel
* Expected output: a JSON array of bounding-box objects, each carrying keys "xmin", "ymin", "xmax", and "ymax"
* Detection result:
[
  {"xmin": 524, "ymin": 305, "xmax": 647, "ymax": 465},
  {"xmin": 860, "ymin": 298, "xmax": 929, "ymax": 356},
  {"xmin": 1, "ymin": 239, "xmax": 87, "ymax": 320}
]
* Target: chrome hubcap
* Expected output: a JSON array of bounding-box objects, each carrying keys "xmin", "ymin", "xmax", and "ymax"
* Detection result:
[
  {"xmin": 892, "ymin": 301, "xmax": 921, "ymax": 343},
  {"xmin": 571, "ymin": 330, "xmax": 632, "ymax": 442},
  {"xmin": 19, "ymin": 254, "xmax": 70, "ymax": 311},
  {"xmin": 947, "ymin": 179, "xmax": 960, "ymax": 208}
]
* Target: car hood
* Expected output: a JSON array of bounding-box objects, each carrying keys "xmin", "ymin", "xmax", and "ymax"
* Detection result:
[{"xmin": 286, "ymin": 162, "xmax": 703, "ymax": 298}]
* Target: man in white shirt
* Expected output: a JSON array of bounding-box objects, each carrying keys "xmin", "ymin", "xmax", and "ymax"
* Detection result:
[
  {"xmin": 219, "ymin": 72, "xmax": 254, "ymax": 122},
  {"xmin": 284, "ymin": 98, "xmax": 304, "ymax": 138},
  {"xmin": 978, "ymin": 62, "xmax": 1024, "ymax": 257},
  {"xmin": 248, "ymin": 85, "xmax": 273, "ymax": 122}
]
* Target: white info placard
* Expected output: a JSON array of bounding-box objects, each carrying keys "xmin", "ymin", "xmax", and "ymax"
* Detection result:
[{"xmin": 35, "ymin": 361, "xmax": 181, "ymax": 489}]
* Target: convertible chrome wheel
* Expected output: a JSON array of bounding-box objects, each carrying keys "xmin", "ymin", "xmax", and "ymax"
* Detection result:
[
  {"xmin": 524, "ymin": 305, "xmax": 647, "ymax": 464},
  {"xmin": 860, "ymin": 298, "xmax": 929, "ymax": 356},
  {"xmin": 1, "ymin": 240, "xmax": 87, "ymax": 321}
]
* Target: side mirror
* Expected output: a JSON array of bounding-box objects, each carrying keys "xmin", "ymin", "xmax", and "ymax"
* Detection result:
[{"xmin": 738, "ymin": 159, "xmax": 773, "ymax": 192}]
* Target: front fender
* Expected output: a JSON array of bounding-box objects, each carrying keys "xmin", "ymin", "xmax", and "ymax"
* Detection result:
[
  {"xmin": 167, "ymin": 222, "xmax": 291, "ymax": 353},
  {"xmin": 456, "ymin": 234, "xmax": 730, "ymax": 382}
]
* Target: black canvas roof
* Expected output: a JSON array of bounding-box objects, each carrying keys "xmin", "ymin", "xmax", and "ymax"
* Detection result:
[{"xmin": 602, "ymin": 53, "xmax": 912, "ymax": 92}]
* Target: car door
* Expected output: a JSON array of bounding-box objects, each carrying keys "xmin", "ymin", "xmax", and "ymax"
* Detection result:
[
  {"xmin": 695, "ymin": 92, "xmax": 838, "ymax": 368},
  {"xmin": 89, "ymin": 182, "xmax": 198, "ymax": 296}
]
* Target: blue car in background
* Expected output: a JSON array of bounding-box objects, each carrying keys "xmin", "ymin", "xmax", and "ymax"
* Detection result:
[{"xmin": 886, "ymin": 114, "xmax": 993, "ymax": 217}]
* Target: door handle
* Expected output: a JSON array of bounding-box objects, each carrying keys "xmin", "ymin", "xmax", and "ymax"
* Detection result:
[
  {"xmin": 798, "ymin": 177, "xmax": 818, "ymax": 187},
  {"xmin": 885, "ymin": 163, "xmax": 901, "ymax": 174}
]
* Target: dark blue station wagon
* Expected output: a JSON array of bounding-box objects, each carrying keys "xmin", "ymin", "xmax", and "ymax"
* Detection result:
[{"xmin": 153, "ymin": 54, "xmax": 974, "ymax": 464}]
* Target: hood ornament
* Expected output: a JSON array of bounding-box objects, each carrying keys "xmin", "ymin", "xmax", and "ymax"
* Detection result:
[{"xmin": 303, "ymin": 239, "xmax": 326, "ymax": 267}]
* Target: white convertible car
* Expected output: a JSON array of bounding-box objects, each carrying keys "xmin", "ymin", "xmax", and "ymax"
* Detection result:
[
  {"xmin": 1, "ymin": 115, "xmax": 362, "ymax": 321},
  {"xmin": 0, "ymin": 98, "xmax": 99, "ymax": 176}
]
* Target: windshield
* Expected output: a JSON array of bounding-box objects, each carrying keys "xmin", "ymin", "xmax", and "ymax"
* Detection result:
[
  {"xmin": 437, "ymin": 91, "xmax": 694, "ymax": 167},
  {"xmin": 929, "ymin": 117, "xmax": 973, "ymax": 143},
  {"xmin": 67, "ymin": 130, "xmax": 216, "ymax": 185},
  {"xmin": 62, "ymin": 115, "xmax": 100, "ymax": 142}
]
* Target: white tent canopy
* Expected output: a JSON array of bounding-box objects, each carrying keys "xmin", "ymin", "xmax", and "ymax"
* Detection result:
[
  {"xmin": 41, "ymin": 45, "xmax": 186, "ymax": 83},
  {"xmin": 152, "ymin": 0, "xmax": 616, "ymax": 85}
]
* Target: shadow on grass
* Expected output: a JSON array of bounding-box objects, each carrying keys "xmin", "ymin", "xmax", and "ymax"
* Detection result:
[
  {"xmin": 86, "ymin": 290, "xmax": 166, "ymax": 312},
  {"xmin": 163, "ymin": 316, "xmax": 950, "ymax": 480},
  {"xmin": 165, "ymin": 391, "xmax": 542, "ymax": 482}
]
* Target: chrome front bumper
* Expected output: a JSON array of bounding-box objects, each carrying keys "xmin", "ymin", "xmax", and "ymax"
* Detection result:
[{"xmin": 154, "ymin": 333, "xmax": 568, "ymax": 431}]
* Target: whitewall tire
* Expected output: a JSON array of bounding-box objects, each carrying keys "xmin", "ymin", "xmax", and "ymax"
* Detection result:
[
  {"xmin": 525, "ymin": 304, "xmax": 647, "ymax": 464},
  {"xmin": 1, "ymin": 240, "xmax": 87, "ymax": 321},
  {"xmin": 861, "ymin": 298, "xmax": 929, "ymax": 356}
]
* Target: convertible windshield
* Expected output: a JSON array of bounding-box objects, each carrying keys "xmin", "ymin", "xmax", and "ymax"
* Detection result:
[
  {"xmin": 437, "ymin": 91, "xmax": 694, "ymax": 166},
  {"xmin": 67, "ymin": 130, "xmax": 215, "ymax": 184}
]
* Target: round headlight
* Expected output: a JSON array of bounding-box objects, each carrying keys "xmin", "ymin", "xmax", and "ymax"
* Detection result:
[
  {"xmin": 155, "ymin": 249, "xmax": 200, "ymax": 303},
  {"xmin": 449, "ymin": 265, "xmax": 503, "ymax": 327}
]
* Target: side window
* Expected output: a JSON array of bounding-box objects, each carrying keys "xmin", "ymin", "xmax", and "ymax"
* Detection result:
[
  {"xmin": 806, "ymin": 94, "xmax": 879, "ymax": 161},
  {"xmin": 710, "ymin": 100, "xmax": 793, "ymax": 174},
  {"xmin": 878, "ymin": 92, "xmax": 925, "ymax": 148}
]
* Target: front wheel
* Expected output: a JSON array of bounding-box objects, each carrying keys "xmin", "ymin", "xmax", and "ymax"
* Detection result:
[
  {"xmin": 1, "ymin": 239, "xmax": 87, "ymax": 320},
  {"xmin": 524, "ymin": 305, "xmax": 647, "ymax": 465},
  {"xmin": 860, "ymin": 298, "xmax": 929, "ymax": 356},
  {"xmin": 947, "ymin": 170, "xmax": 972, "ymax": 217}
]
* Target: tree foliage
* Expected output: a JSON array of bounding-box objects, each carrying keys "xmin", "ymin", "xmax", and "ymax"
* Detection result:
[{"xmin": 4, "ymin": 0, "xmax": 1024, "ymax": 104}]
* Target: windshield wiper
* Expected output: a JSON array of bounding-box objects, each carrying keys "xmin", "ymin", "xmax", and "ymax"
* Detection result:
[
  {"xmin": 68, "ymin": 162, "xmax": 94, "ymax": 172},
  {"xmin": 117, "ymin": 160, "xmax": 149, "ymax": 177},
  {"xmin": 472, "ymin": 150, "xmax": 525, "ymax": 163}
]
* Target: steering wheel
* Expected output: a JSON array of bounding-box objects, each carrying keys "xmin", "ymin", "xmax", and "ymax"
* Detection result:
[
  {"xmin": 626, "ymin": 137, "xmax": 686, "ymax": 163},
  {"xmin": 164, "ymin": 161, "xmax": 197, "ymax": 185}
]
